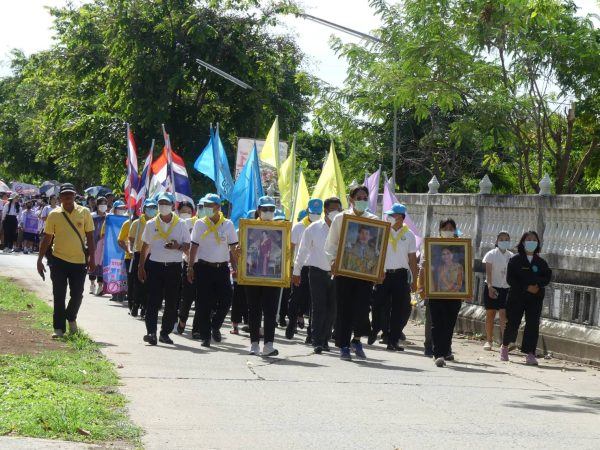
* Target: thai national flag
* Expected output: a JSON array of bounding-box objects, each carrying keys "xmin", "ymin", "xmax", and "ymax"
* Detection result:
[
  {"xmin": 151, "ymin": 147, "xmax": 193, "ymax": 205},
  {"xmin": 135, "ymin": 143, "xmax": 154, "ymax": 214},
  {"xmin": 124, "ymin": 125, "xmax": 139, "ymax": 211}
]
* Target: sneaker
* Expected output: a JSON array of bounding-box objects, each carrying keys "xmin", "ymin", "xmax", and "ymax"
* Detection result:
[
  {"xmin": 314, "ymin": 345, "xmax": 323, "ymax": 354},
  {"xmin": 351, "ymin": 340, "xmax": 367, "ymax": 359},
  {"xmin": 52, "ymin": 329, "xmax": 64, "ymax": 338},
  {"xmin": 68, "ymin": 320, "xmax": 78, "ymax": 334},
  {"xmin": 483, "ymin": 341, "xmax": 492, "ymax": 351},
  {"xmin": 444, "ymin": 353, "xmax": 455, "ymax": 361},
  {"xmin": 525, "ymin": 353, "xmax": 539, "ymax": 366},
  {"xmin": 387, "ymin": 341, "xmax": 404, "ymax": 352},
  {"xmin": 262, "ymin": 342, "xmax": 279, "ymax": 357},
  {"xmin": 143, "ymin": 333, "xmax": 158, "ymax": 346},
  {"xmin": 159, "ymin": 333, "xmax": 174, "ymax": 344},
  {"xmin": 89, "ymin": 281, "xmax": 96, "ymax": 294},
  {"xmin": 201, "ymin": 339, "xmax": 210, "ymax": 348},
  {"xmin": 212, "ymin": 328, "xmax": 222, "ymax": 342},
  {"xmin": 500, "ymin": 345, "xmax": 509, "ymax": 361},
  {"xmin": 434, "ymin": 357, "xmax": 446, "ymax": 367},
  {"xmin": 249, "ymin": 342, "xmax": 260, "ymax": 355},
  {"xmin": 340, "ymin": 347, "xmax": 352, "ymax": 361},
  {"xmin": 322, "ymin": 343, "xmax": 331, "ymax": 352},
  {"xmin": 94, "ymin": 283, "xmax": 103, "ymax": 296}
]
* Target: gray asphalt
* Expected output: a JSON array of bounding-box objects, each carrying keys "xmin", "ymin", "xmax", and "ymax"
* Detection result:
[{"xmin": 1, "ymin": 253, "xmax": 599, "ymax": 450}]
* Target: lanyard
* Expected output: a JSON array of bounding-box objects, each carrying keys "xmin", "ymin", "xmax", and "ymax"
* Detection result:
[
  {"xmin": 389, "ymin": 224, "xmax": 409, "ymax": 252},
  {"xmin": 154, "ymin": 215, "xmax": 180, "ymax": 241},
  {"xmin": 200, "ymin": 212, "xmax": 225, "ymax": 242},
  {"xmin": 302, "ymin": 217, "xmax": 311, "ymax": 228}
]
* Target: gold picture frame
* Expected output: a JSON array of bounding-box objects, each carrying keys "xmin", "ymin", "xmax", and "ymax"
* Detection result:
[
  {"xmin": 237, "ymin": 219, "xmax": 292, "ymax": 288},
  {"xmin": 334, "ymin": 214, "xmax": 391, "ymax": 283},
  {"xmin": 423, "ymin": 237, "xmax": 473, "ymax": 299}
]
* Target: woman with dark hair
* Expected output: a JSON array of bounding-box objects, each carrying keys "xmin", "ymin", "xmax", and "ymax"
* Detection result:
[
  {"xmin": 500, "ymin": 231, "xmax": 551, "ymax": 365},
  {"xmin": 2, "ymin": 193, "xmax": 21, "ymax": 252}
]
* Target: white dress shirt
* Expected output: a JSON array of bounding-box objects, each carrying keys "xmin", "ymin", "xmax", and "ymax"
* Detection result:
[
  {"xmin": 190, "ymin": 217, "xmax": 238, "ymax": 263},
  {"xmin": 142, "ymin": 215, "xmax": 191, "ymax": 263},
  {"xmin": 293, "ymin": 219, "xmax": 332, "ymax": 275},
  {"xmin": 291, "ymin": 221, "xmax": 307, "ymax": 259},
  {"xmin": 324, "ymin": 209, "xmax": 378, "ymax": 265},
  {"xmin": 384, "ymin": 227, "xmax": 417, "ymax": 270}
]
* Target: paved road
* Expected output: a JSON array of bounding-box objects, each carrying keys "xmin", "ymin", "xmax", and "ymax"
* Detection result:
[{"xmin": 1, "ymin": 253, "xmax": 599, "ymax": 449}]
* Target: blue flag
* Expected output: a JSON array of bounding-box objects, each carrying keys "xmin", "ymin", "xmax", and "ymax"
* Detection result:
[
  {"xmin": 102, "ymin": 215, "xmax": 128, "ymax": 294},
  {"xmin": 193, "ymin": 126, "xmax": 234, "ymax": 202},
  {"xmin": 231, "ymin": 144, "xmax": 264, "ymax": 228}
]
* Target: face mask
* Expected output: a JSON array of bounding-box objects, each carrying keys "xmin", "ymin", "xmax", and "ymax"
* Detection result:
[
  {"xmin": 386, "ymin": 216, "xmax": 397, "ymax": 224},
  {"xmin": 309, "ymin": 213, "xmax": 321, "ymax": 222},
  {"xmin": 159, "ymin": 205, "xmax": 172, "ymax": 216},
  {"xmin": 203, "ymin": 207, "xmax": 215, "ymax": 218},
  {"xmin": 440, "ymin": 231, "xmax": 455, "ymax": 238},
  {"xmin": 97, "ymin": 204, "xmax": 108, "ymax": 213},
  {"xmin": 327, "ymin": 211, "xmax": 340, "ymax": 222},
  {"xmin": 260, "ymin": 211, "xmax": 274, "ymax": 221},
  {"xmin": 145, "ymin": 208, "xmax": 157, "ymax": 218},
  {"xmin": 179, "ymin": 213, "xmax": 192, "ymax": 220},
  {"xmin": 497, "ymin": 241, "xmax": 511, "ymax": 251},
  {"xmin": 116, "ymin": 209, "xmax": 128, "ymax": 216},
  {"xmin": 524, "ymin": 241, "xmax": 538, "ymax": 253},
  {"xmin": 353, "ymin": 200, "xmax": 369, "ymax": 213}
]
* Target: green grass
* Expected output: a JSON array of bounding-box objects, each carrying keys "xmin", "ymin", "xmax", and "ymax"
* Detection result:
[{"xmin": 0, "ymin": 277, "xmax": 142, "ymax": 445}]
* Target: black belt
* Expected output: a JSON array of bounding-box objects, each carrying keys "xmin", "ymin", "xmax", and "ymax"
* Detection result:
[
  {"xmin": 386, "ymin": 268, "xmax": 408, "ymax": 274},
  {"xmin": 198, "ymin": 259, "xmax": 229, "ymax": 268},
  {"xmin": 150, "ymin": 260, "xmax": 181, "ymax": 267},
  {"xmin": 308, "ymin": 266, "xmax": 331, "ymax": 276}
]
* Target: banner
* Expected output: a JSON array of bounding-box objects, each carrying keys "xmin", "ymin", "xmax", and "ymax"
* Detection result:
[
  {"xmin": 102, "ymin": 215, "xmax": 128, "ymax": 294},
  {"xmin": 235, "ymin": 138, "xmax": 288, "ymax": 182}
]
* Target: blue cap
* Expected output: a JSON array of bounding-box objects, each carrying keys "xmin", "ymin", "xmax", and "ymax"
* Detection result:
[
  {"xmin": 157, "ymin": 193, "xmax": 174, "ymax": 204},
  {"xmin": 246, "ymin": 209, "xmax": 257, "ymax": 219},
  {"xmin": 274, "ymin": 210, "xmax": 286, "ymax": 221},
  {"xmin": 112, "ymin": 200, "xmax": 125, "ymax": 209},
  {"xmin": 143, "ymin": 199, "xmax": 157, "ymax": 208},
  {"xmin": 384, "ymin": 202, "xmax": 407, "ymax": 216},
  {"xmin": 307, "ymin": 198, "xmax": 323, "ymax": 214},
  {"xmin": 257, "ymin": 196, "xmax": 276, "ymax": 208},
  {"xmin": 297, "ymin": 209, "xmax": 308, "ymax": 221},
  {"xmin": 203, "ymin": 193, "xmax": 221, "ymax": 205}
]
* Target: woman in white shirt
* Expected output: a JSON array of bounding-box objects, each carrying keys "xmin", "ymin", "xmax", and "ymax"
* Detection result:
[{"xmin": 481, "ymin": 231, "xmax": 512, "ymax": 351}]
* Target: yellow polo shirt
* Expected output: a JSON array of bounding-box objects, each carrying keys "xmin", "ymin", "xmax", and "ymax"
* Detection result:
[
  {"xmin": 118, "ymin": 219, "xmax": 132, "ymax": 260},
  {"xmin": 128, "ymin": 216, "xmax": 148, "ymax": 253},
  {"xmin": 45, "ymin": 204, "xmax": 94, "ymax": 264}
]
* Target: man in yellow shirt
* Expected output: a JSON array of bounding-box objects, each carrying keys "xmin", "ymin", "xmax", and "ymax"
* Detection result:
[{"xmin": 37, "ymin": 183, "xmax": 95, "ymax": 338}]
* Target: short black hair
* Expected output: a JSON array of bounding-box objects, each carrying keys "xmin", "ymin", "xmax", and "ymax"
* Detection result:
[
  {"xmin": 349, "ymin": 185, "xmax": 369, "ymax": 198},
  {"xmin": 178, "ymin": 201, "xmax": 194, "ymax": 211},
  {"xmin": 439, "ymin": 218, "xmax": 457, "ymax": 231},
  {"xmin": 324, "ymin": 197, "xmax": 342, "ymax": 209},
  {"xmin": 96, "ymin": 196, "xmax": 107, "ymax": 205},
  {"xmin": 517, "ymin": 230, "xmax": 541, "ymax": 255},
  {"xmin": 495, "ymin": 231, "xmax": 510, "ymax": 247}
]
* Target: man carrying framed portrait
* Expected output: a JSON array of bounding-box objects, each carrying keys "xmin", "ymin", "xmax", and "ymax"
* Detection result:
[{"xmin": 325, "ymin": 185, "xmax": 389, "ymax": 361}]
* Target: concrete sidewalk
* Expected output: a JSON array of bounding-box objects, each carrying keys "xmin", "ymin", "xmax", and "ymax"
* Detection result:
[{"xmin": 1, "ymin": 253, "xmax": 599, "ymax": 450}]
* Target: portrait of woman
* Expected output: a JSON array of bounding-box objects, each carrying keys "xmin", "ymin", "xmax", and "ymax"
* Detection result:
[
  {"xmin": 258, "ymin": 230, "xmax": 272, "ymax": 275},
  {"xmin": 435, "ymin": 247, "xmax": 465, "ymax": 292}
]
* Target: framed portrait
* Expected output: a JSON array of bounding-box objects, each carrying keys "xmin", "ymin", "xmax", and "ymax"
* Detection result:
[
  {"xmin": 237, "ymin": 219, "xmax": 292, "ymax": 288},
  {"xmin": 334, "ymin": 214, "xmax": 391, "ymax": 283},
  {"xmin": 423, "ymin": 238, "xmax": 473, "ymax": 299}
]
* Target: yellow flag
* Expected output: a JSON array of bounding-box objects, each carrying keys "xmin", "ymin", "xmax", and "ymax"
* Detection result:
[
  {"xmin": 278, "ymin": 137, "xmax": 295, "ymax": 219},
  {"xmin": 292, "ymin": 170, "xmax": 310, "ymax": 224},
  {"xmin": 312, "ymin": 141, "xmax": 348, "ymax": 208},
  {"xmin": 260, "ymin": 116, "xmax": 279, "ymax": 170}
]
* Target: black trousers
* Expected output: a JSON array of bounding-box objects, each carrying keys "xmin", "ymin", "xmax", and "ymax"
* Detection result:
[
  {"xmin": 125, "ymin": 258, "xmax": 135, "ymax": 308},
  {"xmin": 49, "ymin": 256, "xmax": 87, "ymax": 331},
  {"xmin": 372, "ymin": 269, "xmax": 411, "ymax": 343},
  {"xmin": 2, "ymin": 216, "xmax": 18, "ymax": 249},
  {"xmin": 502, "ymin": 292, "xmax": 543, "ymax": 354},
  {"xmin": 429, "ymin": 299, "xmax": 461, "ymax": 358},
  {"xmin": 145, "ymin": 260, "xmax": 181, "ymax": 336},
  {"xmin": 245, "ymin": 285, "xmax": 279, "ymax": 344},
  {"xmin": 309, "ymin": 267, "xmax": 336, "ymax": 347},
  {"xmin": 335, "ymin": 276, "xmax": 373, "ymax": 349},
  {"xmin": 288, "ymin": 266, "xmax": 311, "ymax": 319},
  {"xmin": 131, "ymin": 252, "xmax": 149, "ymax": 313},
  {"xmin": 279, "ymin": 287, "xmax": 290, "ymax": 321},
  {"xmin": 194, "ymin": 262, "xmax": 232, "ymax": 340},
  {"xmin": 178, "ymin": 261, "xmax": 199, "ymax": 330},
  {"xmin": 230, "ymin": 282, "xmax": 248, "ymax": 324}
]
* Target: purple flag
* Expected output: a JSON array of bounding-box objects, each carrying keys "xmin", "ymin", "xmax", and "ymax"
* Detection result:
[
  {"xmin": 382, "ymin": 179, "xmax": 423, "ymax": 253},
  {"xmin": 364, "ymin": 167, "xmax": 381, "ymax": 213}
]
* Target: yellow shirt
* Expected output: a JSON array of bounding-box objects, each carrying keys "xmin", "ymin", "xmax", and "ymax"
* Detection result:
[
  {"xmin": 118, "ymin": 219, "xmax": 132, "ymax": 260},
  {"xmin": 44, "ymin": 204, "xmax": 94, "ymax": 264},
  {"xmin": 128, "ymin": 216, "xmax": 148, "ymax": 253}
]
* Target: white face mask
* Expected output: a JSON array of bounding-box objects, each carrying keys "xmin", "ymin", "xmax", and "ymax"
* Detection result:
[
  {"xmin": 260, "ymin": 211, "xmax": 274, "ymax": 221},
  {"xmin": 440, "ymin": 230, "xmax": 455, "ymax": 238},
  {"xmin": 327, "ymin": 211, "xmax": 340, "ymax": 222},
  {"xmin": 97, "ymin": 204, "xmax": 107, "ymax": 213},
  {"xmin": 309, "ymin": 213, "xmax": 321, "ymax": 222},
  {"xmin": 386, "ymin": 216, "xmax": 397, "ymax": 224},
  {"xmin": 159, "ymin": 205, "xmax": 172, "ymax": 216},
  {"xmin": 179, "ymin": 213, "xmax": 192, "ymax": 220},
  {"xmin": 203, "ymin": 207, "xmax": 215, "ymax": 218},
  {"xmin": 115, "ymin": 209, "xmax": 127, "ymax": 216}
]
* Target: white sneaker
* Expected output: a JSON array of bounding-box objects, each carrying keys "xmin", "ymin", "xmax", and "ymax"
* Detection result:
[
  {"xmin": 483, "ymin": 341, "xmax": 492, "ymax": 351},
  {"xmin": 249, "ymin": 342, "xmax": 260, "ymax": 355},
  {"xmin": 262, "ymin": 342, "xmax": 279, "ymax": 357},
  {"xmin": 52, "ymin": 329, "xmax": 64, "ymax": 338},
  {"xmin": 94, "ymin": 282, "xmax": 103, "ymax": 296},
  {"xmin": 89, "ymin": 281, "xmax": 96, "ymax": 294},
  {"xmin": 68, "ymin": 321, "xmax": 78, "ymax": 334}
]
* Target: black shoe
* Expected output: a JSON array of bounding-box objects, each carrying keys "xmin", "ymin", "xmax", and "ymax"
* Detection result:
[
  {"xmin": 279, "ymin": 318, "xmax": 287, "ymax": 327},
  {"xmin": 367, "ymin": 332, "xmax": 378, "ymax": 345},
  {"xmin": 399, "ymin": 331, "xmax": 407, "ymax": 341},
  {"xmin": 387, "ymin": 342, "xmax": 405, "ymax": 352},
  {"xmin": 212, "ymin": 328, "xmax": 222, "ymax": 343},
  {"xmin": 201, "ymin": 339, "xmax": 211, "ymax": 348},
  {"xmin": 379, "ymin": 336, "xmax": 388, "ymax": 345},
  {"xmin": 322, "ymin": 343, "xmax": 331, "ymax": 352},
  {"xmin": 314, "ymin": 346, "xmax": 323, "ymax": 354},
  {"xmin": 159, "ymin": 333, "xmax": 174, "ymax": 344},
  {"xmin": 176, "ymin": 320, "xmax": 185, "ymax": 334},
  {"xmin": 297, "ymin": 317, "xmax": 305, "ymax": 329},
  {"xmin": 285, "ymin": 323, "xmax": 295, "ymax": 340},
  {"xmin": 130, "ymin": 309, "xmax": 138, "ymax": 318},
  {"xmin": 305, "ymin": 336, "xmax": 311, "ymax": 345},
  {"xmin": 143, "ymin": 334, "xmax": 157, "ymax": 346},
  {"xmin": 444, "ymin": 353, "xmax": 455, "ymax": 361},
  {"xmin": 192, "ymin": 332, "xmax": 202, "ymax": 340}
]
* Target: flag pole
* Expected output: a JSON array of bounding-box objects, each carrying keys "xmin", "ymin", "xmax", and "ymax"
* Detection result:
[{"xmin": 162, "ymin": 123, "xmax": 176, "ymax": 200}]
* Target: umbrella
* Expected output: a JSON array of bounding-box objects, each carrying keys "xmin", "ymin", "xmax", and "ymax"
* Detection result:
[
  {"xmin": 84, "ymin": 186, "xmax": 113, "ymax": 198},
  {"xmin": 40, "ymin": 180, "xmax": 61, "ymax": 197},
  {"xmin": 0, "ymin": 180, "xmax": 10, "ymax": 192}
]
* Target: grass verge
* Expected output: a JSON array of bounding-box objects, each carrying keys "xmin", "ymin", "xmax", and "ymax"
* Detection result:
[{"xmin": 0, "ymin": 277, "xmax": 142, "ymax": 446}]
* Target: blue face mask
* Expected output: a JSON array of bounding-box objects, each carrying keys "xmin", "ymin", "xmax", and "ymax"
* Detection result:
[
  {"xmin": 145, "ymin": 208, "xmax": 157, "ymax": 218},
  {"xmin": 497, "ymin": 241, "xmax": 511, "ymax": 251},
  {"xmin": 354, "ymin": 200, "xmax": 369, "ymax": 213},
  {"xmin": 524, "ymin": 241, "xmax": 538, "ymax": 253}
]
